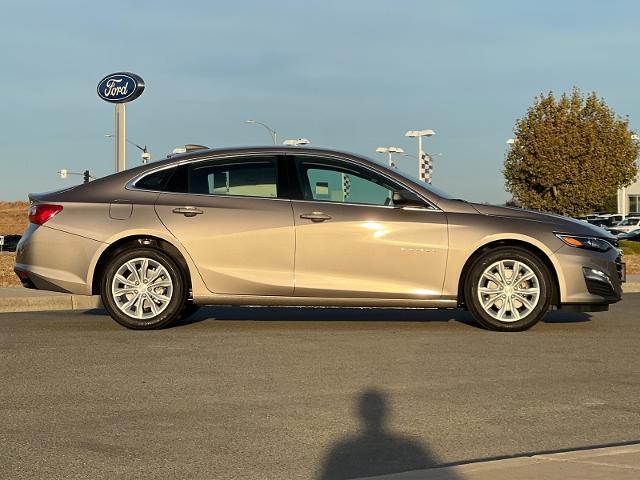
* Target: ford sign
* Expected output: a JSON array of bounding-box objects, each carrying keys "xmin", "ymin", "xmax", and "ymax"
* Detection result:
[{"xmin": 97, "ymin": 72, "xmax": 145, "ymax": 103}]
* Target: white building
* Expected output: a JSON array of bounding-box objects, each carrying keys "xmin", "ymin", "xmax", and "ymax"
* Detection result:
[{"xmin": 617, "ymin": 177, "xmax": 640, "ymax": 216}]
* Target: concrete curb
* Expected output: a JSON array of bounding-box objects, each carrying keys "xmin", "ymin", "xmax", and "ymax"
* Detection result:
[
  {"xmin": 0, "ymin": 288, "xmax": 101, "ymax": 313},
  {"xmin": 357, "ymin": 442, "xmax": 640, "ymax": 479}
]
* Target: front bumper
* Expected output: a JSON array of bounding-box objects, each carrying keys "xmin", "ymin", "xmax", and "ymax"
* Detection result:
[{"xmin": 555, "ymin": 245, "xmax": 623, "ymax": 312}]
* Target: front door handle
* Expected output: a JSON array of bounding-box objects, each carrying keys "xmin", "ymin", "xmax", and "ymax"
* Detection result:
[
  {"xmin": 172, "ymin": 207, "xmax": 204, "ymax": 217},
  {"xmin": 300, "ymin": 212, "xmax": 332, "ymax": 222}
]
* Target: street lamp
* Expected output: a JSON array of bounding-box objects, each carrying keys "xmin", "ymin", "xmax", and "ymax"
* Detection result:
[
  {"xmin": 105, "ymin": 134, "xmax": 150, "ymax": 164},
  {"xmin": 376, "ymin": 146, "xmax": 404, "ymax": 168},
  {"xmin": 405, "ymin": 129, "xmax": 435, "ymax": 182},
  {"xmin": 283, "ymin": 138, "xmax": 310, "ymax": 146},
  {"xmin": 244, "ymin": 119, "xmax": 277, "ymax": 144}
]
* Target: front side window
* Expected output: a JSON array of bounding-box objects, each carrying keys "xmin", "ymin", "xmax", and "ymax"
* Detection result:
[
  {"xmin": 296, "ymin": 157, "xmax": 398, "ymax": 206},
  {"xmin": 188, "ymin": 157, "xmax": 278, "ymax": 198}
]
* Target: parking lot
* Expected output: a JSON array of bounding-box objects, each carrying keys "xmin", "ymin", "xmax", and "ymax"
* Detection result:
[{"xmin": 2, "ymin": 295, "xmax": 640, "ymax": 479}]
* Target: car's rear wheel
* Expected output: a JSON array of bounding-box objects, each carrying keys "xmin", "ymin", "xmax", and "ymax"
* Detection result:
[
  {"xmin": 465, "ymin": 247, "xmax": 552, "ymax": 331},
  {"xmin": 101, "ymin": 248, "xmax": 186, "ymax": 330}
]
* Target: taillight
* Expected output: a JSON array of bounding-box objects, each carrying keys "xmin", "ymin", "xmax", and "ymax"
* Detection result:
[{"xmin": 28, "ymin": 204, "xmax": 63, "ymax": 225}]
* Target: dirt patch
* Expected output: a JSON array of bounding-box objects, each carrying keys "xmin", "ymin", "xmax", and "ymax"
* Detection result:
[
  {"xmin": 626, "ymin": 254, "xmax": 640, "ymax": 276},
  {"xmin": 0, "ymin": 201, "xmax": 29, "ymax": 235},
  {"xmin": 0, "ymin": 253, "xmax": 20, "ymax": 287}
]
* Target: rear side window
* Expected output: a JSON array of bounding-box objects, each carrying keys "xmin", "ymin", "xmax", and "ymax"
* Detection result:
[
  {"xmin": 188, "ymin": 157, "xmax": 278, "ymax": 198},
  {"xmin": 134, "ymin": 167, "xmax": 174, "ymax": 191}
]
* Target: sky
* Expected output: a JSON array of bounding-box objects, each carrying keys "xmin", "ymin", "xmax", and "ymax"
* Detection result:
[{"xmin": 1, "ymin": 0, "xmax": 640, "ymax": 202}]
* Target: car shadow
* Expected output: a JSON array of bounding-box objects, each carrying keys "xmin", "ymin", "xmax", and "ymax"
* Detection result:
[
  {"xmin": 81, "ymin": 306, "xmax": 592, "ymax": 328},
  {"xmin": 316, "ymin": 388, "xmax": 463, "ymax": 479},
  {"xmin": 171, "ymin": 306, "xmax": 478, "ymax": 328},
  {"xmin": 543, "ymin": 310, "xmax": 592, "ymax": 323}
]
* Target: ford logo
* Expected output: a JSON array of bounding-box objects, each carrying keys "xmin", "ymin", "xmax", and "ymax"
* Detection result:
[{"xmin": 97, "ymin": 72, "xmax": 145, "ymax": 103}]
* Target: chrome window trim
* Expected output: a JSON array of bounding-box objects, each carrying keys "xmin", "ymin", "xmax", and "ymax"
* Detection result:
[
  {"xmin": 153, "ymin": 190, "xmax": 292, "ymax": 202},
  {"xmin": 290, "ymin": 198, "xmax": 439, "ymax": 211}
]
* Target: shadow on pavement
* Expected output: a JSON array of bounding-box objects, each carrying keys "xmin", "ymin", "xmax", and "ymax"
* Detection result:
[
  {"xmin": 81, "ymin": 305, "xmax": 592, "ymax": 328},
  {"xmin": 543, "ymin": 310, "xmax": 591, "ymax": 323},
  {"xmin": 316, "ymin": 388, "xmax": 462, "ymax": 480},
  {"xmin": 172, "ymin": 306, "xmax": 592, "ymax": 328}
]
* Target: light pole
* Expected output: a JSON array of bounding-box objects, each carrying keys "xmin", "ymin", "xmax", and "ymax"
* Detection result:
[
  {"xmin": 283, "ymin": 138, "xmax": 310, "ymax": 146},
  {"xmin": 105, "ymin": 134, "xmax": 150, "ymax": 164},
  {"xmin": 405, "ymin": 129, "xmax": 435, "ymax": 183},
  {"xmin": 376, "ymin": 147, "xmax": 404, "ymax": 168},
  {"xmin": 245, "ymin": 119, "xmax": 277, "ymax": 144}
]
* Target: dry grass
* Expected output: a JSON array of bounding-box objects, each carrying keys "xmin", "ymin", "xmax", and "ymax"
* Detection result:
[
  {"xmin": 626, "ymin": 254, "xmax": 640, "ymax": 276},
  {"xmin": 0, "ymin": 253, "xmax": 20, "ymax": 287},
  {"xmin": 0, "ymin": 201, "xmax": 29, "ymax": 235}
]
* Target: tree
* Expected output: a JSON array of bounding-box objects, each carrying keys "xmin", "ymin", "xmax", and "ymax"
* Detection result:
[{"xmin": 504, "ymin": 87, "xmax": 639, "ymax": 216}]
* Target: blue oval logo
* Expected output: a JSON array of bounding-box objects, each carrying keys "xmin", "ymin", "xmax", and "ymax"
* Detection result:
[{"xmin": 97, "ymin": 72, "xmax": 145, "ymax": 103}]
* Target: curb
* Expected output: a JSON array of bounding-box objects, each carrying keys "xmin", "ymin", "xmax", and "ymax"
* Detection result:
[
  {"xmin": 356, "ymin": 442, "xmax": 640, "ymax": 479},
  {"xmin": 624, "ymin": 283, "xmax": 640, "ymax": 293},
  {"xmin": 0, "ymin": 289, "xmax": 101, "ymax": 313}
]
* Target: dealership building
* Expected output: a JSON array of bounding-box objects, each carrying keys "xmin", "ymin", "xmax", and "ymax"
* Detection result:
[{"xmin": 618, "ymin": 176, "xmax": 640, "ymax": 216}]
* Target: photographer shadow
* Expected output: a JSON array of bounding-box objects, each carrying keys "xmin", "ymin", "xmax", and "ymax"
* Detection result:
[{"xmin": 317, "ymin": 389, "xmax": 462, "ymax": 480}]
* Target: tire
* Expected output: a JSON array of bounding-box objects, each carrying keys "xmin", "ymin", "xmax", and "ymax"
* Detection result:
[
  {"xmin": 101, "ymin": 247, "xmax": 187, "ymax": 330},
  {"xmin": 464, "ymin": 247, "xmax": 552, "ymax": 332}
]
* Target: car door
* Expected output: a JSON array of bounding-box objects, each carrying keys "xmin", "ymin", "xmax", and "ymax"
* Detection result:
[
  {"xmin": 154, "ymin": 154, "xmax": 295, "ymax": 296},
  {"xmin": 290, "ymin": 155, "xmax": 448, "ymax": 299}
]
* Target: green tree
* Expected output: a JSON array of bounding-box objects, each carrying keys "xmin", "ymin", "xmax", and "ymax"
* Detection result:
[{"xmin": 504, "ymin": 88, "xmax": 639, "ymax": 216}]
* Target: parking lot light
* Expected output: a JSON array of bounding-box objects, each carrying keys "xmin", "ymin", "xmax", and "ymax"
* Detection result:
[
  {"xmin": 245, "ymin": 119, "xmax": 277, "ymax": 144},
  {"xmin": 376, "ymin": 147, "xmax": 404, "ymax": 168},
  {"xmin": 283, "ymin": 138, "xmax": 310, "ymax": 146}
]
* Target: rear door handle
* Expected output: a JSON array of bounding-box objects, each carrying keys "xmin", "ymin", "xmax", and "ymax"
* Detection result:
[
  {"xmin": 300, "ymin": 212, "xmax": 332, "ymax": 222},
  {"xmin": 172, "ymin": 207, "xmax": 204, "ymax": 217}
]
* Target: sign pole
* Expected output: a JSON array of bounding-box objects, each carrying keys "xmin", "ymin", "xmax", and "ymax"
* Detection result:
[
  {"xmin": 115, "ymin": 103, "xmax": 126, "ymax": 172},
  {"xmin": 98, "ymin": 72, "xmax": 144, "ymax": 173}
]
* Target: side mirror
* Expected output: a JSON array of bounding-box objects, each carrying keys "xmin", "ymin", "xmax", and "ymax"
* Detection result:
[{"xmin": 392, "ymin": 189, "xmax": 425, "ymax": 208}]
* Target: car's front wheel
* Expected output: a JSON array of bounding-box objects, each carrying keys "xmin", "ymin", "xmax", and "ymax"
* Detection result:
[
  {"xmin": 465, "ymin": 247, "xmax": 553, "ymax": 331},
  {"xmin": 101, "ymin": 248, "xmax": 187, "ymax": 330}
]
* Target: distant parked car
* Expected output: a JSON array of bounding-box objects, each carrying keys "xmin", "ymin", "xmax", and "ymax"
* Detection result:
[
  {"xmin": 0, "ymin": 235, "xmax": 21, "ymax": 252},
  {"xmin": 589, "ymin": 214, "xmax": 623, "ymax": 228},
  {"xmin": 618, "ymin": 228, "xmax": 640, "ymax": 242},
  {"xmin": 608, "ymin": 217, "xmax": 640, "ymax": 235}
]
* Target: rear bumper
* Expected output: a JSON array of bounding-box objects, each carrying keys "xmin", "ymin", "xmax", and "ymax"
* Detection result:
[{"xmin": 14, "ymin": 224, "xmax": 104, "ymax": 295}]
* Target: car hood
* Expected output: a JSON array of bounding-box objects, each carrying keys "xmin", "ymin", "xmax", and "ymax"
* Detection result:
[{"xmin": 468, "ymin": 203, "xmax": 615, "ymax": 239}]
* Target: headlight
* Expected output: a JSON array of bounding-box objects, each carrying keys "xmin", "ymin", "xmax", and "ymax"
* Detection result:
[{"xmin": 555, "ymin": 234, "xmax": 612, "ymax": 253}]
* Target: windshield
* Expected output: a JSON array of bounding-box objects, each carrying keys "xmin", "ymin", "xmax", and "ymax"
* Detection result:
[
  {"xmin": 617, "ymin": 218, "xmax": 640, "ymax": 226},
  {"xmin": 367, "ymin": 156, "xmax": 454, "ymax": 199}
]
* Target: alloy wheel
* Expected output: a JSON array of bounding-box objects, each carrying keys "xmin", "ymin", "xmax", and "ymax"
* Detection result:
[
  {"xmin": 110, "ymin": 257, "xmax": 174, "ymax": 319},
  {"xmin": 477, "ymin": 259, "xmax": 541, "ymax": 323}
]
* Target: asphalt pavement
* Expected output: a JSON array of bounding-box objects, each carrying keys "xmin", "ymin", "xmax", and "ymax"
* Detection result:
[{"xmin": 2, "ymin": 296, "xmax": 640, "ymax": 479}]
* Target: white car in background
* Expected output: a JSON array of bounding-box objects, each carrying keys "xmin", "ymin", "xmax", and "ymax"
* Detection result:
[{"xmin": 608, "ymin": 216, "xmax": 640, "ymax": 235}]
